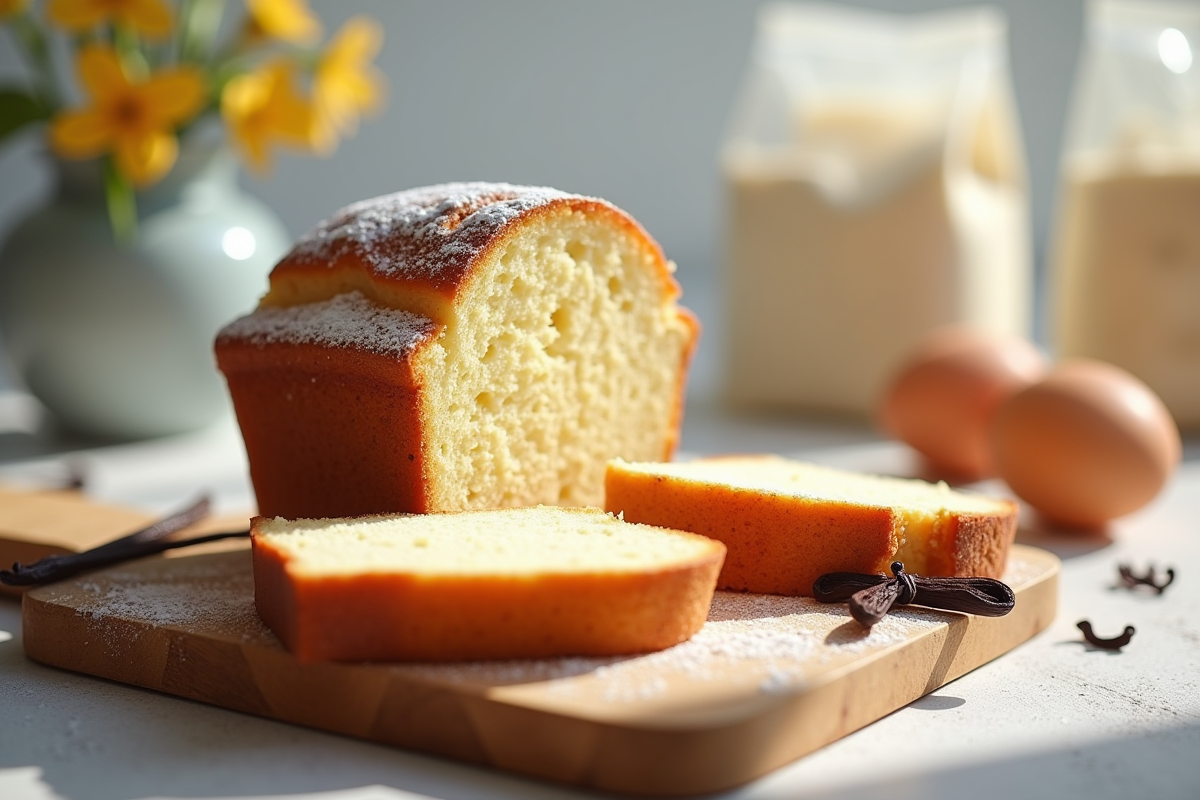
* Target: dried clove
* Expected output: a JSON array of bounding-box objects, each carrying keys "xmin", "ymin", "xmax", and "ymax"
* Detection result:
[
  {"xmin": 1116, "ymin": 563, "xmax": 1175, "ymax": 595},
  {"xmin": 1077, "ymin": 620, "xmax": 1135, "ymax": 651},
  {"xmin": 813, "ymin": 561, "xmax": 1015, "ymax": 629},
  {"xmin": 0, "ymin": 495, "xmax": 249, "ymax": 587}
]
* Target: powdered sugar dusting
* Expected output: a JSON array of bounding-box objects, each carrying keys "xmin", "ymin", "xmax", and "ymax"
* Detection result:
[
  {"xmin": 75, "ymin": 562, "xmax": 260, "ymax": 630},
  {"xmin": 48, "ymin": 550, "xmax": 1044, "ymax": 706},
  {"xmin": 1001, "ymin": 552, "xmax": 1045, "ymax": 587},
  {"xmin": 397, "ymin": 551, "xmax": 1050, "ymax": 701},
  {"xmin": 287, "ymin": 183, "xmax": 603, "ymax": 285},
  {"xmin": 58, "ymin": 557, "xmax": 271, "ymax": 658},
  {"xmin": 398, "ymin": 591, "xmax": 942, "ymax": 702},
  {"xmin": 217, "ymin": 291, "xmax": 439, "ymax": 358}
]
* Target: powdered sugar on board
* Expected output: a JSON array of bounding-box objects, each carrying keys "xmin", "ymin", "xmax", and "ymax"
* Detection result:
[
  {"xmin": 401, "ymin": 555, "xmax": 1044, "ymax": 701},
  {"xmin": 285, "ymin": 183, "xmax": 606, "ymax": 286},
  {"xmin": 218, "ymin": 291, "xmax": 439, "ymax": 358},
  {"xmin": 398, "ymin": 592, "xmax": 942, "ymax": 701},
  {"xmin": 34, "ymin": 549, "xmax": 1046, "ymax": 704},
  {"xmin": 32, "ymin": 554, "xmax": 272, "ymax": 660}
]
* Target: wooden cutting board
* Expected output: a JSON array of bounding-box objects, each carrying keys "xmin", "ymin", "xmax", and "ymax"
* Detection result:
[{"xmin": 21, "ymin": 543, "xmax": 1058, "ymax": 795}]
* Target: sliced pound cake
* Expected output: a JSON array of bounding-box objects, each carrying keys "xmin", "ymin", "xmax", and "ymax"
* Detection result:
[
  {"xmin": 605, "ymin": 456, "xmax": 1016, "ymax": 596},
  {"xmin": 217, "ymin": 183, "xmax": 698, "ymax": 518},
  {"xmin": 252, "ymin": 506, "xmax": 726, "ymax": 662}
]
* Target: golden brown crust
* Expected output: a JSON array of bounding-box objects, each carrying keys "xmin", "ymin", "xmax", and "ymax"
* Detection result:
[
  {"xmin": 949, "ymin": 508, "xmax": 1018, "ymax": 579},
  {"xmin": 251, "ymin": 525, "xmax": 298, "ymax": 649},
  {"xmin": 662, "ymin": 306, "xmax": 702, "ymax": 461},
  {"xmin": 250, "ymin": 514, "xmax": 726, "ymax": 663},
  {"xmin": 218, "ymin": 340, "xmax": 435, "ymax": 517},
  {"xmin": 261, "ymin": 183, "xmax": 683, "ymax": 322},
  {"xmin": 604, "ymin": 468, "xmax": 897, "ymax": 595}
]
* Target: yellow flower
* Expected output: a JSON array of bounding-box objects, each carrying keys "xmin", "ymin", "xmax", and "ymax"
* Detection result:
[
  {"xmin": 50, "ymin": 45, "xmax": 205, "ymax": 186},
  {"xmin": 47, "ymin": 0, "xmax": 173, "ymax": 39},
  {"xmin": 314, "ymin": 16, "xmax": 385, "ymax": 140},
  {"xmin": 221, "ymin": 60, "xmax": 318, "ymax": 172},
  {"xmin": 1, "ymin": 0, "xmax": 30, "ymax": 20},
  {"xmin": 245, "ymin": 0, "xmax": 322, "ymax": 45}
]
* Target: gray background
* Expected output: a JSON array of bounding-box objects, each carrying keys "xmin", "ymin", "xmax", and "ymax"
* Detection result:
[{"xmin": 0, "ymin": 0, "xmax": 1088, "ymax": 399}]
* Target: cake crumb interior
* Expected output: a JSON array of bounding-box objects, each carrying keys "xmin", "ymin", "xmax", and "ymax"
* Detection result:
[
  {"xmin": 258, "ymin": 507, "xmax": 714, "ymax": 576},
  {"xmin": 416, "ymin": 209, "xmax": 692, "ymax": 510}
]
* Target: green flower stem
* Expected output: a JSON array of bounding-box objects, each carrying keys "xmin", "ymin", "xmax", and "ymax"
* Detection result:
[
  {"xmin": 104, "ymin": 159, "xmax": 138, "ymax": 244},
  {"xmin": 113, "ymin": 24, "xmax": 150, "ymax": 80},
  {"xmin": 10, "ymin": 12, "xmax": 60, "ymax": 110},
  {"xmin": 179, "ymin": 0, "xmax": 227, "ymax": 65},
  {"xmin": 175, "ymin": 0, "xmax": 194, "ymax": 60}
]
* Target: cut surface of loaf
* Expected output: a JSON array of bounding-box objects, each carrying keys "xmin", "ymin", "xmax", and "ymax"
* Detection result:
[
  {"xmin": 217, "ymin": 183, "xmax": 698, "ymax": 518},
  {"xmin": 605, "ymin": 456, "xmax": 1017, "ymax": 596},
  {"xmin": 251, "ymin": 506, "xmax": 726, "ymax": 662}
]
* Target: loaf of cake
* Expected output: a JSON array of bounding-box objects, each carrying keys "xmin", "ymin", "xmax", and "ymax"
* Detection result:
[
  {"xmin": 605, "ymin": 456, "xmax": 1017, "ymax": 596},
  {"xmin": 216, "ymin": 183, "xmax": 698, "ymax": 518},
  {"xmin": 251, "ymin": 506, "xmax": 726, "ymax": 662}
]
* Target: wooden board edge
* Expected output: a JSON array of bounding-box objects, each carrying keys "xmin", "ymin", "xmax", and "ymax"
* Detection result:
[
  {"xmin": 19, "ymin": 548, "xmax": 1060, "ymax": 796},
  {"xmin": 453, "ymin": 554, "xmax": 1061, "ymax": 794}
]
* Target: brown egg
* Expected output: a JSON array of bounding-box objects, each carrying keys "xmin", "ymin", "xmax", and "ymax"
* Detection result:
[
  {"xmin": 878, "ymin": 326, "xmax": 1046, "ymax": 480},
  {"xmin": 990, "ymin": 360, "xmax": 1181, "ymax": 528}
]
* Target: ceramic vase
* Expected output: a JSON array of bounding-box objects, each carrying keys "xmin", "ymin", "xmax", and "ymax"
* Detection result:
[{"xmin": 0, "ymin": 147, "xmax": 290, "ymax": 439}]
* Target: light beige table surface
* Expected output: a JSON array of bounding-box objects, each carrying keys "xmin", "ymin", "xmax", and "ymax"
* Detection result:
[{"xmin": 1, "ymin": 393, "xmax": 1197, "ymax": 800}]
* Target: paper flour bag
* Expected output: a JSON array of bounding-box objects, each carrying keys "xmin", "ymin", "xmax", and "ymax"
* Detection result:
[
  {"xmin": 723, "ymin": 3, "xmax": 1031, "ymax": 415},
  {"xmin": 1052, "ymin": 0, "xmax": 1200, "ymax": 428}
]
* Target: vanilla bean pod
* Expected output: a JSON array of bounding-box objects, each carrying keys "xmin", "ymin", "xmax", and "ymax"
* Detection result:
[
  {"xmin": 813, "ymin": 561, "xmax": 1015, "ymax": 628},
  {"xmin": 0, "ymin": 530, "xmax": 250, "ymax": 586},
  {"xmin": 0, "ymin": 495, "xmax": 248, "ymax": 587},
  {"xmin": 90, "ymin": 495, "xmax": 212, "ymax": 553}
]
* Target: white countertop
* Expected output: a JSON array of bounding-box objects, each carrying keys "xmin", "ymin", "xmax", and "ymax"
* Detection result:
[{"xmin": 1, "ymin": 395, "xmax": 1198, "ymax": 800}]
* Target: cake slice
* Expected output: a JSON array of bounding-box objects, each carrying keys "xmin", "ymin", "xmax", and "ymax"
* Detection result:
[
  {"xmin": 605, "ymin": 456, "xmax": 1016, "ymax": 596},
  {"xmin": 251, "ymin": 506, "xmax": 726, "ymax": 662},
  {"xmin": 217, "ymin": 183, "xmax": 698, "ymax": 519}
]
